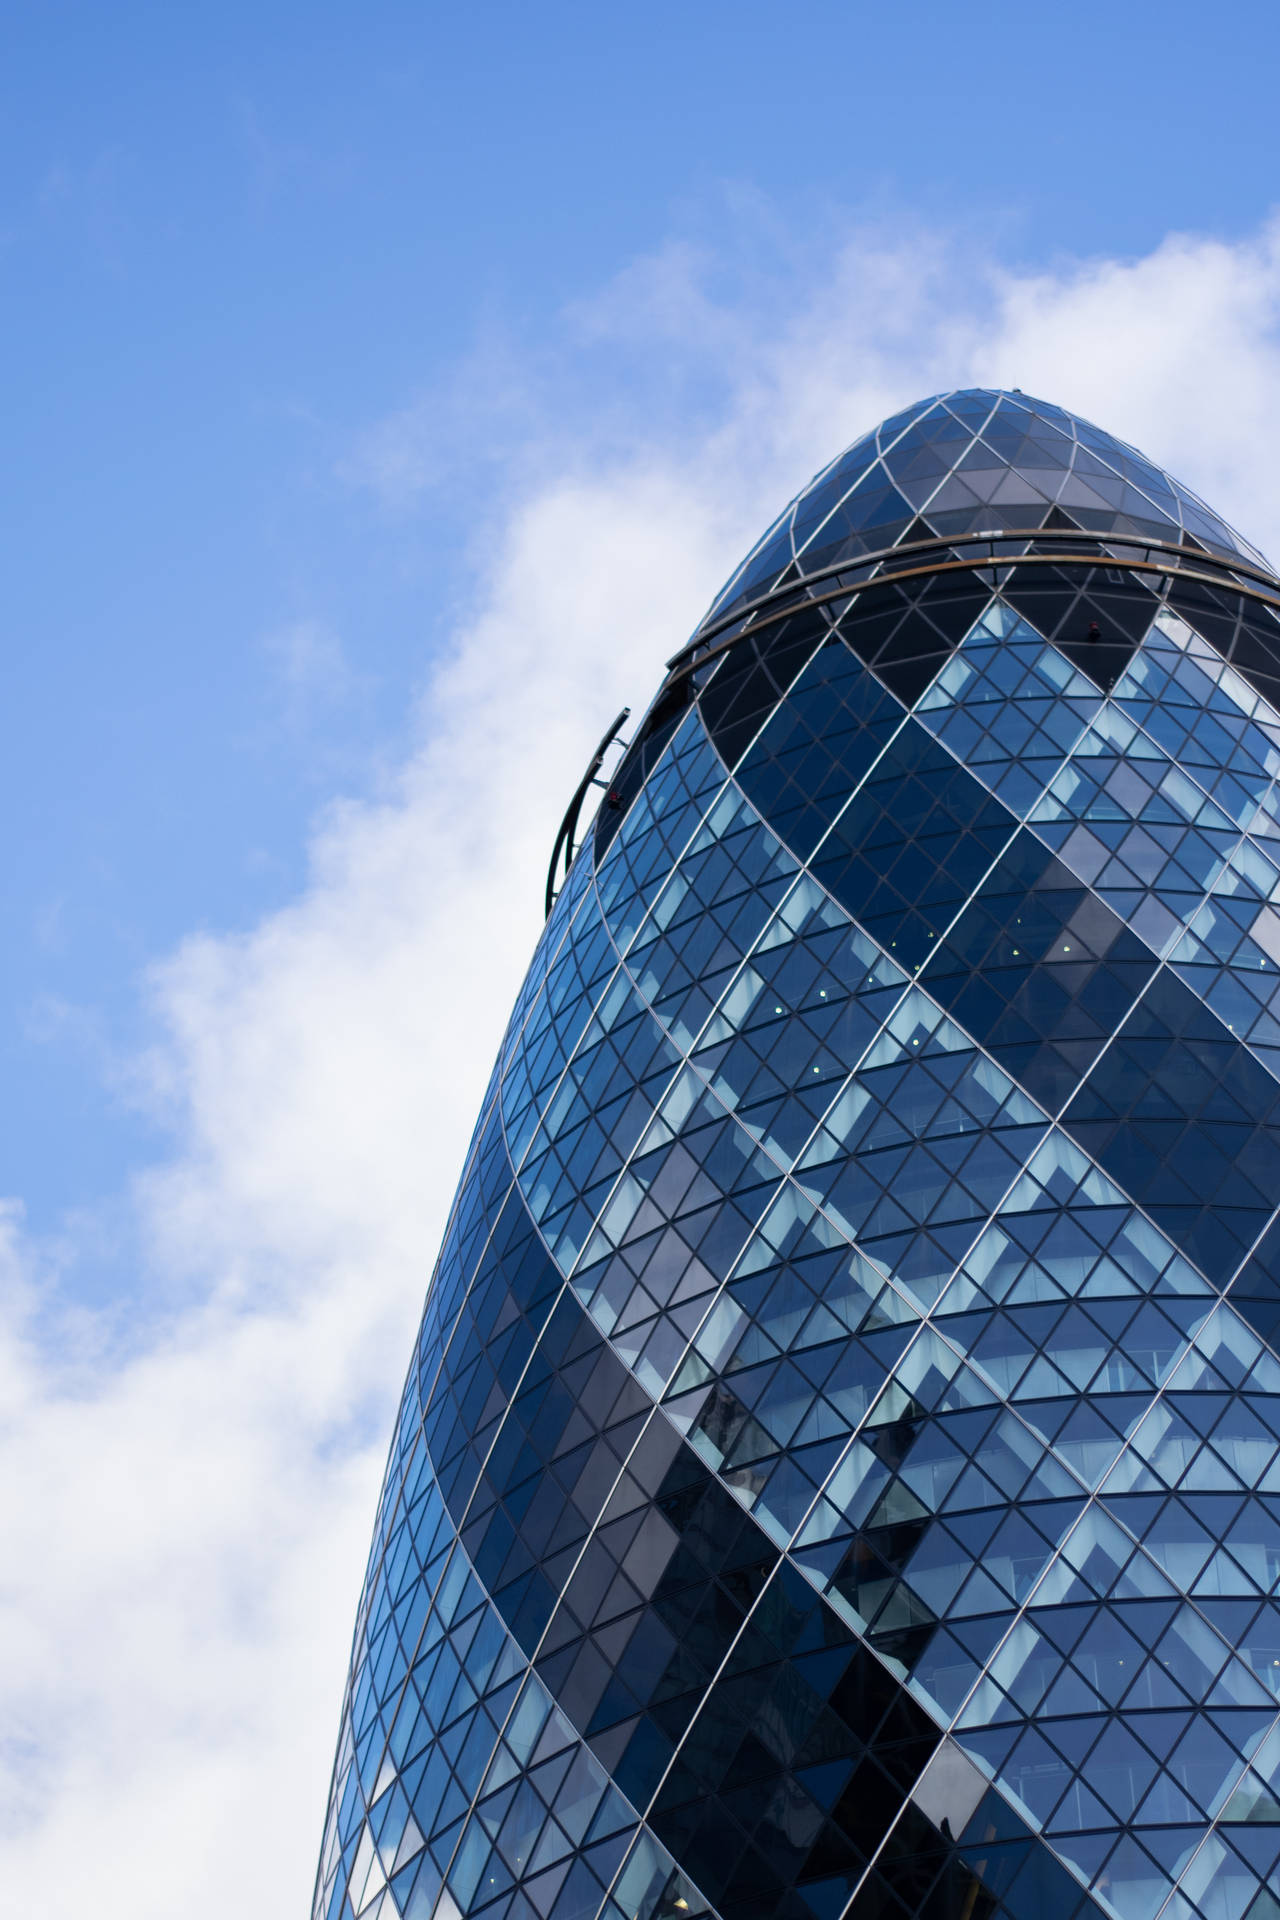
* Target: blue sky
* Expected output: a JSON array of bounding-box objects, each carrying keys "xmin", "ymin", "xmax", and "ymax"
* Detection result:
[
  {"xmin": 8, "ymin": 5, "xmax": 1280, "ymax": 1916},
  {"xmin": 6, "ymin": 0, "xmax": 1280, "ymax": 1230}
]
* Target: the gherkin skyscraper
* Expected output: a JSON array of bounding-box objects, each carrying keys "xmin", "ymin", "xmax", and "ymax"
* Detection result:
[{"xmin": 313, "ymin": 391, "xmax": 1280, "ymax": 1920}]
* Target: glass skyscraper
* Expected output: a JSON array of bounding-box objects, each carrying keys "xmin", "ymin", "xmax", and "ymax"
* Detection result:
[{"xmin": 313, "ymin": 391, "xmax": 1280, "ymax": 1920}]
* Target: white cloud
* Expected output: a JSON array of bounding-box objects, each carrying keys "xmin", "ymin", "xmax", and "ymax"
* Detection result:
[{"xmin": 5, "ymin": 210, "xmax": 1280, "ymax": 1918}]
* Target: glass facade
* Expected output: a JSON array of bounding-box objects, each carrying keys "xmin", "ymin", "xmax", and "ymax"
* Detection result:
[{"xmin": 313, "ymin": 391, "xmax": 1280, "ymax": 1920}]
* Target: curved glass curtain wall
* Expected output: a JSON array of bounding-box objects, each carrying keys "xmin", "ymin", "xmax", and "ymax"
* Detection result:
[{"xmin": 314, "ymin": 392, "xmax": 1280, "ymax": 1920}]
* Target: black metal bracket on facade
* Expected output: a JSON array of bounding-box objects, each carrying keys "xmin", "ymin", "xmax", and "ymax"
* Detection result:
[{"xmin": 544, "ymin": 707, "xmax": 631, "ymax": 919}]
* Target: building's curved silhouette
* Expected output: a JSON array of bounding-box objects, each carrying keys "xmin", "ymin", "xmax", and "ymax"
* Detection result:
[{"xmin": 314, "ymin": 392, "xmax": 1280, "ymax": 1920}]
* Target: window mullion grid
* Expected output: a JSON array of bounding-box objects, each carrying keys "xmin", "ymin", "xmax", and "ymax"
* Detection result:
[{"xmin": 382, "ymin": 577, "xmax": 1280, "ymax": 1917}]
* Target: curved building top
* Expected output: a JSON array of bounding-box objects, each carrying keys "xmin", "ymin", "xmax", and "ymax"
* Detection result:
[{"xmin": 702, "ymin": 386, "xmax": 1274, "ymax": 631}]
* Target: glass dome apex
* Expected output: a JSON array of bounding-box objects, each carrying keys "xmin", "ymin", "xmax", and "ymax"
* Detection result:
[{"xmin": 704, "ymin": 386, "xmax": 1274, "ymax": 630}]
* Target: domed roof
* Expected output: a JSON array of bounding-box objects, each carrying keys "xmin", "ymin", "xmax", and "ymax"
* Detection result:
[{"xmin": 704, "ymin": 387, "xmax": 1273, "ymax": 629}]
